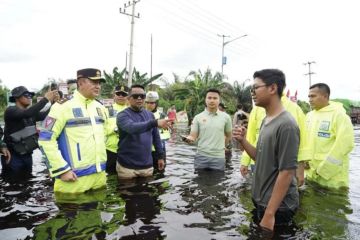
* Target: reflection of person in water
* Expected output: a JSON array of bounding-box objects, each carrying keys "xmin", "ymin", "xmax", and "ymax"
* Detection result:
[
  {"xmin": 296, "ymin": 183, "xmax": 351, "ymax": 239},
  {"xmin": 32, "ymin": 189, "xmax": 127, "ymax": 239},
  {"xmin": 181, "ymin": 170, "xmax": 230, "ymax": 228},
  {"xmin": 118, "ymin": 179, "xmax": 166, "ymax": 238}
]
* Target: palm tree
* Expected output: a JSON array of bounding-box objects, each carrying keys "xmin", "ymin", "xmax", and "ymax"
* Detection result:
[
  {"xmin": 132, "ymin": 67, "xmax": 163, "ymax": 88},
  {"xmin": 174, "ymin": 68, "xmax": 226, "ymax": 124},
  {"xmin": 233, "ymin": 79, "xmax": 252, "ymax": 112},
  {"xmin": 102, "ymin": 67, "xmax": 127, "ymax": 98},
  {"xmin": 102, "ymin": 67, "xmax": 163, "ymax": 98}
]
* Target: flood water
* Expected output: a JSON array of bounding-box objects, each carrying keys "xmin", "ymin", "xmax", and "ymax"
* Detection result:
[{"xmin": 1, "ymin": 124, "xmax": 360, "ymax": 239}]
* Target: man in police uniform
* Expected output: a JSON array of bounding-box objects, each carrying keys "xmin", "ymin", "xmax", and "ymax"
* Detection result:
[
  {"xmin": 105, "ymin": 85, "xmax": 129, "ymax": 174},
  {"xmin": 39, "ymin": 68, "xmax": 109, "ymax": 194}
]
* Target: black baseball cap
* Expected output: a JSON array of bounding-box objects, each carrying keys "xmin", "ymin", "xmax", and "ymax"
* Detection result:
[
  {"xmin": 9, "ymin": 86, "xmax": 35, "ymax": 102},
  {"xmin": 77, "ymin": 68, "xmax": 105, "ymax": 83}
]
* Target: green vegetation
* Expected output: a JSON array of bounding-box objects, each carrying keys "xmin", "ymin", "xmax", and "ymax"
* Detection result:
[
  {"xmin": 332, "ymin": 99, "xmax": 360, "ymax": 115},
  {"xmin": 297, "ymin": 100, "xmax": 311, "ymax": 114},
  {"xmin": 2, "ymin": 69, "xmax": 358, "ymax": 124},
  {"xmin": 0, "ymin": 79, "xmax": 10, "ymax": 120},
  {"xmin": 102, "ymin": 67, "xmax": 162, "ymax": 98}
]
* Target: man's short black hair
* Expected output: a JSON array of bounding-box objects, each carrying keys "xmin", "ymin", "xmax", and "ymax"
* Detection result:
[
  {"xmin": 206, "ymin": 88, "xmax": 221, "ymax": 97},
  {"xmin": 66, "ymin": 79, "xmax": 77, "ymax": 85},
  {"xmin": 253, "ymin": 69, "xmax": 286, "ymax": 98},
  {"xmin": 310, "ymin": 83, "xmax": 330, "ymax": 98},
  {"xmin": 129, "ymin": 84, "xmax": 145, "ymax": 94}
]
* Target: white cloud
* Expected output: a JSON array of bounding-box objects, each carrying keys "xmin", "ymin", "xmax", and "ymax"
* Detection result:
[{"xmin": 0, "ymin": 0, "xmax": 359, "ymax": 101}]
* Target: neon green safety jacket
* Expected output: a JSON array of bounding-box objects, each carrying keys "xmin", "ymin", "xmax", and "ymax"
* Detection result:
[
  {"xmin": 304, "ymin": 101, "xmax": 354, "ymax": 189},
  {"xmin": 153, "ymin": 110, "xmax": 171, "ymax": 140},
  {"xmin": 240, "ymin": 96, "xmax": 307, "ymax": 166},
  {"xmin": 105, "ymin": 103, "xmax": 127, "ymax": 153},
  {"xmin": 39, "ymin": 90, "xmax": 109, "ymax": 180}
]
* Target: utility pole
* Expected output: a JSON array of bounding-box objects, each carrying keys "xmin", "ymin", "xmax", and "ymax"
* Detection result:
[
  {"xmin": 120, "ymin": 0, "xmax": 141, "ymax": 87},
  {"xmin": 304, "ymin": 61, "xmax": 316, "ymax": 88},
  {"xmin": 217, "ymin": 34, "xmax": 229, "ymax": 75},
  {"xmin": 217, "ymin": 34, "xmax": 247, "ymax": 76},
  {"xmin": 150, "ymin": 34, "xmax": 153, "ymax": 78}
]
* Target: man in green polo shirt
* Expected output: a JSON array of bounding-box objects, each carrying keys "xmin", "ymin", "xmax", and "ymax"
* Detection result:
[{"xmin": 183, "ymin": 89, "xmax": 232, "ymax": 170}]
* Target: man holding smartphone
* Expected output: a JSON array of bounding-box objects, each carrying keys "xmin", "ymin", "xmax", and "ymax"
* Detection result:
[{"xmin": 183, "ymin": 88, "xmax": 232, "ymax": 171}]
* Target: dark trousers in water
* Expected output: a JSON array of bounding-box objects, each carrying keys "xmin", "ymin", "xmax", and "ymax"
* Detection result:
[
  {"xmin": 1, "ymin": 151, "xmax": 33, "ymax": 174},
  {"xmin": 252, "ymin": 200, "xmax": 296, "ymax": 226},
  {"xmin": 106, "ymin": 150, "xmax": 117, "ymax": 174}
]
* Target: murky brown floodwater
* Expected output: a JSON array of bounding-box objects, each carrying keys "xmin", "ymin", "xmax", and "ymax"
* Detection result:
[{"xmin": 1, "ymin": 124, "xmax": 360, "ymax": 239}]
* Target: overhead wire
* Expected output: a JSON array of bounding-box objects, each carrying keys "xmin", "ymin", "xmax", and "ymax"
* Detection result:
[{"xmin": 149, "ymin": 0, "xmax": 255, "ymax": 57}]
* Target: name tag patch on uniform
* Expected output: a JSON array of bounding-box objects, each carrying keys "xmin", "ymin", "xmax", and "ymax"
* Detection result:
[
  {"xmin": 318, "ymin": 132, "xmax": 330, "ymax": 138},
  {"xmin": 319, "ymin": 121, "xmax": 330, "ymax": 131},
  {"xmin": 72, "ymin": 108, "xmax": 84, "ymax": 118},
  {"xmin": 96, "ymin": 107, "xmax": 103, "ymax": 118},
  {"xmin": 42, "ymin": 116, "xmax": 56, "ymax": 130}
]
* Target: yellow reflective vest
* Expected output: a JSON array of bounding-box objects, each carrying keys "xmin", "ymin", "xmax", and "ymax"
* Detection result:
[
  {"xmin": 39, "ymin": 90, "xmax": 108, "ymax": 179},
  {"xmin": 304, "ymin": 101, "xmax": 354, "ymax": 189},
  {"xmin": 153, "ymin": 110, "xmax": 171, "ymax": 140},
  {"xmin": 105, "ymin": 103, "xmax": 127, "ymax": 153},
  {"xmin": 240, "ymin": 96, "xmax": 307, "ymax": 166}
]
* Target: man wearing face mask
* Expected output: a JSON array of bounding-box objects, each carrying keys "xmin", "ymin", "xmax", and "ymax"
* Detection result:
[{"xmin": 1, "ymin": 86, "xmax": 58, "ymax": 174}]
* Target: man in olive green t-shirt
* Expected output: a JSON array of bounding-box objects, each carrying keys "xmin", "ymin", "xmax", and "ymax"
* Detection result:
[{"xmin": 183, "ymin": 89, "xmax": 232, "ymax": 170}]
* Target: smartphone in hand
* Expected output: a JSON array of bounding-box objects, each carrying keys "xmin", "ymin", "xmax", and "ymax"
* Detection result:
[{"xmin": 180, "ymin": 135, "xmax": 188, "ymax": 142}]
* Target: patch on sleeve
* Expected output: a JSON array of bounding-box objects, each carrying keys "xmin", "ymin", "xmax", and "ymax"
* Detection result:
[
  {"xmin": 72, "ymin": 108, "xmax": 84, "ymax": 118},
  {"xmin": 96, "ymin": 107, "xmax": 104, "ymax": 118},
  {"xmin": 42, "ymin": 116, "xmax": 56, "ymax": 130}
]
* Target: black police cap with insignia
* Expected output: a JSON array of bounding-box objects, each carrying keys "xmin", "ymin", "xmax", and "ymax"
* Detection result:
[
  {"xmin": 115, "ymin": 85, "xmax": 129, "ymax": 94},
  {"xmin": 77, "ymin": 68, "xmax": 105, "ymax": 83}
]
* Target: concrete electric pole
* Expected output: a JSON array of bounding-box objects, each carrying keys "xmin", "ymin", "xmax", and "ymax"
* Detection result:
[
  {"xmin": 120, "ymin": 0, "xmax": 141, "ymax": 87},
  {"xmin": 304, "ymin": 61, "xmax": 316, "ymax": 88}
]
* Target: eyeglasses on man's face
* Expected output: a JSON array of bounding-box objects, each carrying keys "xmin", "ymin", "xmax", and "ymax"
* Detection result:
[
  {"xmin": 250, "ymin": 84, "xmax": 268, "ymax": 94},
  {"xmin": 115, "ymin": 92, "xmax": 128, "ymax": 97},
  {"xmin": 130, "ymin": 93, "xmax": 146, "ymax": 100}
]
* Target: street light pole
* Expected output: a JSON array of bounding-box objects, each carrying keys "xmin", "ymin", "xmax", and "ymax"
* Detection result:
[{"xmin": 218, "ymin": 34, "xmax": 247, "ymax": 76}]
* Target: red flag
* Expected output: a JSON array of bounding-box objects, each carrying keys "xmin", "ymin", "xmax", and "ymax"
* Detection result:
[{"xmin": 286, "ymin": 89, "xmax": 290, "ymax": 98}]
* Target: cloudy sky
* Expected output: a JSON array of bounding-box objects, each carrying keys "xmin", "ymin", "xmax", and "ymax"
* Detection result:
[{"xmin": 0, "ymin": 0, "xmax": 359, "ymax": 101}]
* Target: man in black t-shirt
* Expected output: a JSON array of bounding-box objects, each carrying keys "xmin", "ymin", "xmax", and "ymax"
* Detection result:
[{"xmin": 1, "ymin": 86, "xmax": 57, "ymax": 174}]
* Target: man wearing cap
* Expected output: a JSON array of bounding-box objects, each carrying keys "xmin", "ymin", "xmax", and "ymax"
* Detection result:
[
  {"xmin": 1, "ymin": 86, "xmax": 58, "ymax": 174},
  {"xmin": 105, "ymin": 85, "xmax": 129, "ymax": 174},
  {"xmin": 145, "ymin": 91, "xmax": 171, "ymax": 172},
  {"xmin": 39, "ymin": 68, "xmax": 109, "ymax": 194}
]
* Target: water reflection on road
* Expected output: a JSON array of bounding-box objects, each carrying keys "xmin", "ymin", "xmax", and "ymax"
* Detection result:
[{"xmin": 0, "ymin": 124, "xmax": 359, "ymax": 239}]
